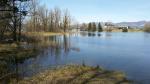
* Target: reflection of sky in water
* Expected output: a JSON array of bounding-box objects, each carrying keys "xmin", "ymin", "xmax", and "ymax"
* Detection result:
[{"xmin": 17, "ymin": 32, "xmax": 150, "ymax": 84}]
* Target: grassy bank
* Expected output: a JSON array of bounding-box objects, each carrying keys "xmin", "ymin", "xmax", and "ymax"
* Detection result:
[
  {"xmin": 24, "ymin": 32, "xmax": 73, "ymax": 37},
  {"xmin": 17, "ymin": 65, "xmax": 132, "ymax": 84}
]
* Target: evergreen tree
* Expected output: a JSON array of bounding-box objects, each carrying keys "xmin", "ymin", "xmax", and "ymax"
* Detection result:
[
  {"xmin": 92, "ymin": 22, "xmax": 96, "ymax": 32},
  {"xmin": 98, "ymin": 22, "xmax": 103, "ymax": 32},
  {"xmin": 88, "ymin": 22, "xmax": 92, "ymax": 31}
]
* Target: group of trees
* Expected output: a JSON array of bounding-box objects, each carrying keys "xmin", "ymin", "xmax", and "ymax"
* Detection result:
[
  {"xmin": 25, "ymin": 0, "xmax": 71, "ymax": 32},
  {"xmin": 87, "ymin": 22, "xmax": 103, "ymax": 32},
  {"xmin": 0, "ymin": 0, "xmax": 30, "ymax": 41},
  {"xmin": 88, "ymin": 22, "xmax": 96, "ymax": 32},
  {"xmin": 0, "ymin": 0, "xmax": 72, "ymax": 42}
]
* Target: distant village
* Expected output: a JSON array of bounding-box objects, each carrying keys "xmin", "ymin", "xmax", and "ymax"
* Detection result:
[{"xmin": 71, "ymin": 21, "xmax": 144, "ymax": 32}]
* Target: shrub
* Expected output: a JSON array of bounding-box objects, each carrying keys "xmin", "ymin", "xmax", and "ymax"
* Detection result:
[
  {"xmin": 144, "ymin": 22, "xmax": 150, "ymax": 32},
  {"xmin": 122, "ymin": 28, "xmax": 128, "ymax": 32}
]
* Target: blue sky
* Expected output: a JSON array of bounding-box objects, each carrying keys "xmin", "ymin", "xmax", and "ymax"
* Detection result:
[{"xmin": 41, "ymin": 0, "xmax": 150, "ymax": 23}]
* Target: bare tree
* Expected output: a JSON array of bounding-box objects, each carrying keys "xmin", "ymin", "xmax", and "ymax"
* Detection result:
[
  {"xmin": 48, "ymin": 9, "xmax": 54, "ymax": 32},
  {"xmin": 80, "ymin": 23, "xmax": 88, "ymax": 31},
  {"xmin": 63, "ymin": 9, "xmax": 71, "ymax": 32},
  {"xmin": 25, "ymin": 6, "xmax": 72, "ymax": 33},
  {"xmin": 37, "ymin": 5, "xmax": 48, "ymax": 32},
  {"xmin": 53, "ymin": 7, "xmax": 61, "ymax": 32},
  {"xmin": 26, "ymin": 0, "xmax": 39, "ymax": 32}
]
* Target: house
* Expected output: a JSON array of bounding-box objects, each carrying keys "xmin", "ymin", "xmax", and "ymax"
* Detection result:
[
  {"xmin": 104, "ymin": 22, "xmax": 115, "ymax": 32},
  {"xmin": 117, "ymin": 25, "xmax": 129, "ymax": 30},
  {"xmin": 104, "ymin": 22, "xmax": 115, "ymax": 28},
  {"xmin": 104, "ymin": 22, "xmax": 129, "ymax": 32}
]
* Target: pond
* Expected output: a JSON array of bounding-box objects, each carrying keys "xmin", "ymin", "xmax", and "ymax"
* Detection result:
[{"xmin": 1, "ymin": 32, "xmax": 150, "ymax": 84}]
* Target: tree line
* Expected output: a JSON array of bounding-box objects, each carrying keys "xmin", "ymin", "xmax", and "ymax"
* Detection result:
[
  {"xmin": 0, "ymin": 0, "xmax": 72, "ymax": 42},
  {"xmin": 25, "ymin": 0, "xmax": 72, "ymax": 32},
  {"xmin": 80, "ymin": 22, "xmax": 103, "ymax": 32}
]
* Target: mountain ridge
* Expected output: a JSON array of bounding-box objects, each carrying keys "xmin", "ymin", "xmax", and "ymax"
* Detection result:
[{"xmin": 115, "ymin": 21, "xmax": 146, "ymax": 28}]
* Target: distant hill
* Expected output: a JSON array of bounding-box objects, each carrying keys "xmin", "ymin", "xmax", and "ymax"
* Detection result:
[
  {"xmin": 78, "ymin": 21, "xmax": 147, "ymax": 29},
  {"xmin": 115, "ymin": 21, "xmax": 146, "ymax": 28}
]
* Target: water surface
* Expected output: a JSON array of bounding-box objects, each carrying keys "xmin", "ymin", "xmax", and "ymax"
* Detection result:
[{"xmin": 1, "ymin": 32, "xmax": 150, "ymax": 84}]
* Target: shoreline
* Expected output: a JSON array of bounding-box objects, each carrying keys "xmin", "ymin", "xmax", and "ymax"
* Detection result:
[{"xmin": 17, "ymin": 65, "xmax": 132, "ymax": 84}]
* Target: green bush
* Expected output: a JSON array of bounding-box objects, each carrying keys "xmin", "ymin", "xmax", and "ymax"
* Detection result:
[{"xmin": 122, "ymin": 28, "xmax": 128, "ymax": 32}]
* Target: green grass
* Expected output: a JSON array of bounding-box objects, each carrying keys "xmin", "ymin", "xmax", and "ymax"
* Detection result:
[{"xmin": 18, "ymin": 65, "xmax": 133, "ymax": 84}]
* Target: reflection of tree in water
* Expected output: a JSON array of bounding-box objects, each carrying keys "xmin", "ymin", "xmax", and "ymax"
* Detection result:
[
  {"xmin": 105, "ymin": 32, "xmax": 112, "ymax": 38},
  {"xmin": 63, "ymin": 35, "xmax": 71, "ymax": 56},
  {"xmin": 50, "ymin": 36, "xmax": 62, "ymax": 61},
  {"xmin": 97, "ymin": 33, "xmax": 101, "ymax": 37},
  {"xmin": 144, "ymin": 33, "xmax": 150, "ymax": 38},
  {"xmin": 80, "ymin": 32, "xmax": 88, "ymax": 37},
  {"xmin": 81, "ymin": 32, "xmax": 102, "ymax": 37},
  {"xmin": 0, "ymin": 46, "xmax": 38, "ymax": 83},
  {"xmin": 88, "ymin": 32, "xmax": 96, "ymax": 37},
  {"xmin": 41, "ymin": 35, "xmax": 71, "ymax": 61}
]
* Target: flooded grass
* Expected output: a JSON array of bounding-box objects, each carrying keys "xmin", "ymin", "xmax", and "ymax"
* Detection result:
[
  {"xmin": 0, "ymin": 43, "xmax": 39, "ymax": 83},
  {"xmin": 0, "ymin": 43, "xmax": 38, "ymax": 61},
  {"xmin": 18, "ymin": 65, "xmax": 132, "ymax": 84},
  {"xmin": 0, "ymin": 34, "xmax": 65, "ymax": 83},
  {"xmin": 1, "ymin": 33, "xmax": 140, "ymax": 84}
]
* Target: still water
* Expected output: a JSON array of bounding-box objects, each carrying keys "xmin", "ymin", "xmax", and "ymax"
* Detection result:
[{"xmin": 1, "ymin": 32, "xmax": 150, "ymax": 84}]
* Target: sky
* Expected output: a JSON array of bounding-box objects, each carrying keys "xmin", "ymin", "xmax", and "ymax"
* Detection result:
[{"xmin": 41, "ymin": 0, "xmax": 150, "ymax": 23}]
